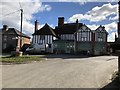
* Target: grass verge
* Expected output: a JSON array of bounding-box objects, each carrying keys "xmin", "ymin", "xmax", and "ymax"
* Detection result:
[{"xmin": 0, "ymin": 55, "xmax": 45, "ymax": 64}]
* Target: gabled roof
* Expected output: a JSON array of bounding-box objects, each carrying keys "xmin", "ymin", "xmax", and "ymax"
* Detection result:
[
  {"xmin": 1, "ymin": 28, "xmax": 30, "ymax": 38},
  {"xmin": 95, "ymin": 25, "xmax": 108, "ymax": 34},
  {"xmin": 76, "ymin": 24, "xmax": 93, "ymax": 32},
  {"xmin": 33, "ymin": 23, "xmax": 57, "ymax": 37},
  {"xmin": 55, "ymin": 23, "xmax": 83, "ymax": 34}
]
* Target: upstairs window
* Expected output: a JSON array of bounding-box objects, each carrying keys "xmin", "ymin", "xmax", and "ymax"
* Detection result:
[
  {"xmin": 98, "ymin": 32, "xmax": 102, "ymax": 38},
  {"xmin": 81, "ymin": 32, "xmax": 87, "ymax": 41},
  {"xmin": 98, "ymin": 32, "xmax": 103, "ymax": 41}
]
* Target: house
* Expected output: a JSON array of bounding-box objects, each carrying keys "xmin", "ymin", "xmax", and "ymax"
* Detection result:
[
  {"xmin": 0, "ymin": 25, "xmax": 30, "ymax": 52},
  {"xmin": 31, "ymin": 17, "xmax": 108, "ymax": 55},
  {"xmin": 53, "ymin": 17, "xmax": 108, "ymax": 55},
  {"xmin": 32, "ymin": 20, "xmax": 58, "ymax": 53},
  {"xmin": 94, "ymin": 25, "xmax": 108, "ymax": 55}
]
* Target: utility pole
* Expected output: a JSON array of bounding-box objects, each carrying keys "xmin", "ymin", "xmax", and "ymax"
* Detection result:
[{"xmin": 20, "ymin": 9, "xmax": 23, "ymax": 50}]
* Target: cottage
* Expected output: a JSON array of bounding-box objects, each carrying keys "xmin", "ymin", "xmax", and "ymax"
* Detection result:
[
  {"xmin": 32, "ymin": 20, "xmax": 58, "ymax": 53},
  {"xmin": 0, "ymin": 25, "xmax": 30, "ymax": 52},
  {"xmin": 94, "ymin": 25, "xmax": 108, "ymax": 55}
]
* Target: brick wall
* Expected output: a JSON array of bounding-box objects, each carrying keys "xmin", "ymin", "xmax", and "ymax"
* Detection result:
[{"xmin": 17, "ymin": 36, "xmax": 30, "ymax": 48}]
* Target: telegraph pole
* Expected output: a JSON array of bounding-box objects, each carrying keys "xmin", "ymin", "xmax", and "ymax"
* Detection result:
[{"xmin": 20, "ymin": 9, "xmax": 23, "ymax": 50}]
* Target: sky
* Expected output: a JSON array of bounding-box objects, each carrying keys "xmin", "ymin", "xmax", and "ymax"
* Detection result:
[{"xmin": 0, "ymin": 0, "xmax": 118, "ymax": 42}]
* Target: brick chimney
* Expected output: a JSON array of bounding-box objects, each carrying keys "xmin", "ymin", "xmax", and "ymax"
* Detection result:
[
  {"xmin": 58, "ymin": 17, "xmax": 64, "ymax": 27},
  {"xmin": 76, "ymin": 19, "xmax": 78, "ymax": 23},
  {"xmin": 35, "ymin": 20, "xmax": 38, "ymax": 32},
  {"xmin": 3, "ymin": 25, "xmax": 8, "ymax": 31}
]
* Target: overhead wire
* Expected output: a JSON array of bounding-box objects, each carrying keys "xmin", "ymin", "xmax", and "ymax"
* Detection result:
[{"xmin": 1, "ymin": 9, "xmax": 20, "ymax": 18}]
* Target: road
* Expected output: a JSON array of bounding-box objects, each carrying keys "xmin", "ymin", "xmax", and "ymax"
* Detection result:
[{"xmin": 1, "ymin": 55, "xmax": 118, "ymax": 88}]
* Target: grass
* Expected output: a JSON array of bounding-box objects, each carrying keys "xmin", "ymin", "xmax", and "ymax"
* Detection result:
[{"xmin": 0, "ymin": 55, "xmax": 45, "ymax": 64}]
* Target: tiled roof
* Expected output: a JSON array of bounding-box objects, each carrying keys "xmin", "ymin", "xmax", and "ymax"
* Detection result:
[
  {"xmin": 1, "ymin": 28, "xmax": 30, "ymax": 38},
  {"xmin": 55, "ymin": 23, "xmax": 83, "ymax": 34},
  {"xmin": 33, "ymin": 23, "xmax": 57, "ymax": 37},
  {"xmin": 13, "ymin": 28, "xmax": 30, "ymax": 38}
]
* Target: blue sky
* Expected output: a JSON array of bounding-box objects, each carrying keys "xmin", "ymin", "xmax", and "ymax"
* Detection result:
[
  {"xmin": 0, "ymin": 1, "xmax": 118, "ymax": 42},
  {"xmin": 32, "ymin": 2, "xmax": 117, "ymax": 26}
]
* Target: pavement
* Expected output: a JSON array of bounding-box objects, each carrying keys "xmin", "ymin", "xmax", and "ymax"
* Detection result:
[{"xmin": 1, "ymin": 55, "xmax": 118, "ymax": 88}]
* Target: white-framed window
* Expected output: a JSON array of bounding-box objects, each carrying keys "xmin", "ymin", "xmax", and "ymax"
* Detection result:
[
  {"xmin": 97, "ymin": 32, "xmax": 103, "ymax": 41},
  {"xmin": 98, "ymin": 32, "xmax": 102, "ymax": 38},
  {"xmin": 81, "ymin": 32, "xmax": 87, "ymax": 41},
  {"xmin": 98, "ymin": 38, "xmax": 103, "ymax": 41}
]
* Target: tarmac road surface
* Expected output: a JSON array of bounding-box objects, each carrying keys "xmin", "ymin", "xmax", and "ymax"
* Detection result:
[{"xmin": 1, "ymin": 55, "xmax": 118, "ymax": 88}]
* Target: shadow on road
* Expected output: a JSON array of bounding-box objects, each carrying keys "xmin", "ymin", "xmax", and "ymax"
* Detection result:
[
  {"xmin": 42, "ymin": 54, "xmax": 90, "ymax": 59},
  {"xmin": 99, "ymin": 80, "xmax": 119, "ymax": 90}
]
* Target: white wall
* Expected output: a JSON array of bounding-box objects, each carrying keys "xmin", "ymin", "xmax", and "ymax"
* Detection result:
[{"xmin": 32, "ymin": 35, "xmax": 53, "ymax": 44}]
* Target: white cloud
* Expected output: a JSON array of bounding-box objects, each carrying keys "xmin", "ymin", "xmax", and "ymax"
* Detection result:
[
  {"xmin": 109, "ymin": 13, "xmax": 118, "ymax": 21},
  {"xmin": 104, "ymin": 22, "xmax": 117, "ymax": 32},
  {"xmin": 104, "ymin": 22, "xmax": 117, "ymax": 42},
  {"xmin": 0, "ymin": 0, "xmax": 52, "ymax": 38},
  {"xmin": 108, "ymin": 32, "xmax": 116, "ymax": 42},
  {"xmin": 87, "ymin": 24, "xmax": 99, "ymax": 30},
  {"xmin": 68, "ymin": 3, "xmax": 118, "ymax": 42},
  {"xmin": 68, "ymin": 3, "xmax": 117, "ymax": 22}
]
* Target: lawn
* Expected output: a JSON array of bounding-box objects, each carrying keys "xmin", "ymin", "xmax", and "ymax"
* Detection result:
[{"xmin": 1, "ymin": 55, "xmax": 45, "ymax": 64}]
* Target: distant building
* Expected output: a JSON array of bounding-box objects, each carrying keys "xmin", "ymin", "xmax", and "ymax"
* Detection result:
[
  {"xmin": 31, "ymin": 17, "xmax": 108, "ymax": 55},
  {"xmin": 0, "ymin": 25, "xmax": 30, "ymax": 52}
]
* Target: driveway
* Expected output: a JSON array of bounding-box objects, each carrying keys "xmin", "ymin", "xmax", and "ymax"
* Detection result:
[{"xmin": 1, "ymin": 55, "xmax": 118, "ymax": 88}]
